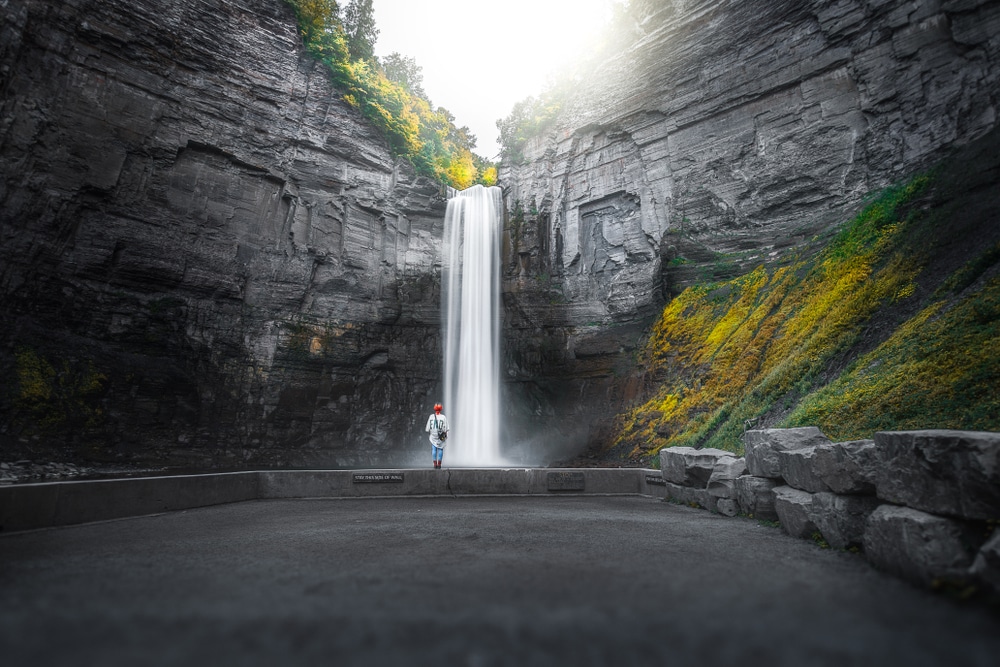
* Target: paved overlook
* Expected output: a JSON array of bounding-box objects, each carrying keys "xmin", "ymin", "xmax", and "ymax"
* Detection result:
[{"xmin": 1, "ymin": 496, "xmax": 997, "ymax": 666}]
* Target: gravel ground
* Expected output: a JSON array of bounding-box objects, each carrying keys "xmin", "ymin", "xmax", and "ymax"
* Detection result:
[{"xmin": 1, "ymin": 496, "xmax": 998, "ymax": 666}]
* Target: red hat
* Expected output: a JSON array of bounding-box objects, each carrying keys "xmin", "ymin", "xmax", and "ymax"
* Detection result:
[{"xmin": 434, "ymin": 403, "xmax": 443, "ymax": 412}]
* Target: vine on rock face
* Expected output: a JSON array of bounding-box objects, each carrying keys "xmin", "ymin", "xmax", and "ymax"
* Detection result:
[{"xmin": 285, "ymin": 0, "xmax": 496, "ymax": 189}]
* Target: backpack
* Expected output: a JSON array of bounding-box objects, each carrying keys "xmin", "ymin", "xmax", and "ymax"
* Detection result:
[{"xmin": 434, "ymin": 415, "xmax": 448, "ymax": 441}]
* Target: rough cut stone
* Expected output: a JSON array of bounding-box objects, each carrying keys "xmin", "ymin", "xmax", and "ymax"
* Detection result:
[
  {"xmin": 707, "ymin": 457, "xmax": 748, "ymax": 498},
  {"xmin": 772, "ymin": 486, "xmax": 819, "ymax": 539},
  {"xmin": 716, "ymin": 498, "xmax": 739, "ymax": 517},
  {"xmin": 812, "ymin": 440, "xmax": 878, "ymax": 495},
  {"xmin": 971, "ymin": 529, "xmax": 1000, "ymax": 597},
  {"xmin": 811, "ymin": 493, "xmax": 881, "ymax": 550},
  {"xmin": 734, "ymin": 475, "xmax": 779, "ymax": 521},
  {"xmin": 662, "ymin": 481, "xmax": 719, "ymax": 513},
  {"xmin": 874, "ymin": 430, "xmax": 1000, "ymax": 520},
  {"xmin": 743, "ymin": 428, "xmax": 832, "ymax": 479},
  {"xmin": 777, "ymin": 446, "xmax": 830, "ymax": 493},
  {"xmin": 863, "ymin": 505, "xmax": 980, "ymax": 587},
  {"xmin": 660, "ymin": 447, "xmax": 735, "ymax": 488}
]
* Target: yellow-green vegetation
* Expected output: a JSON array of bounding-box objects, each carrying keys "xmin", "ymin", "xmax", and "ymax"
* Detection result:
[
  {"xmin": 786, "ymin": 267, "xmax": 1000, "ymax": 438},
  {"xmin": 286, "ymin": 0, "xmax": 496, "ymax": 188},
  {"xmin": 616, "ymin": 173, "xmax": 1000, "ymax": 459},
  {"xmin": 13, "ymin": 347, "xmax": 107, "ymax": 434}
]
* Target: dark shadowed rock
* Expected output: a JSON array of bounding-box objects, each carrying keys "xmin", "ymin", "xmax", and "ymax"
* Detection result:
[
  {"xmin": 734, "ymin": 475, "xmax": 779, "ymax": 521},
  {"xmin": 744, "ymin": 428, "xmax": 832, "ymax": 478},
  {"xmin": 863, "ymin": 504, "xmax": 981, "ymax": 587},
  {"xmin": 773, "ymin": 486, "xmax": 819, "ymax": 539},
  {"xmin": 874, "ymin": 430, "xmax": 1000, "ymax": 520},
  {"xmin": 0, "ymin": 0, "xmax": 447, "ymax": 465},
  {"xmin": 971, "ymin": 529, "xmax": 1000, "ymax": 598},
  {"xmin": 811, "ymin": 492, "xmax": 881, "ymax": 550}
]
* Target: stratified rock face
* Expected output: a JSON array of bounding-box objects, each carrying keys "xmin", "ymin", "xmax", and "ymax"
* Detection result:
[
  {"xmin": 0, "ymin": 0, "xmax": 447, "ymax": 466},
  {"xmin": 499, "ymin": 0, "xmax": 1000, "ymax": 453}
]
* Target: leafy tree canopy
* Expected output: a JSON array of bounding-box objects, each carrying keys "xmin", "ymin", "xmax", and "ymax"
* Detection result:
[{"xmin": 286, "ymin": 0, "xmax": 495, "ymax": 189}]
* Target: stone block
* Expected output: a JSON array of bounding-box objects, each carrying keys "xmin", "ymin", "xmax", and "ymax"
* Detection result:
[
  {"xmin": 812, "ymin": 439, "xmax": 878, "ymax": 495},
  {"xmin": 874, "ymin": 430, "xmax": 1000, "ymax": 520},
  {"xmin": 863, "ymin": 505, "xmax": 980, "ymax": 587},
  {"xmin": 662, "ymin": 481, "xmax": 719, "ymax": 513},
  {"xmin": 772, "ymin": 486, "xmax": 819, "ymax": 539},
  {"xmin": 971, "ymin": 529, "xmax": 1000, "ymax": 598},
  {"xmin": 707, "ymin": 457, "xmax": 748, "ymax": 498},
  {"xmin": 716, "ymin": 498, "xmax": 739, "ymax": 517},
  {"xmin": 660, "ymin": 446, "xmax": 735, "ymax": 488},
  {"xmin": 811, "ymin": 492, "xmax": 881, "ymax": 550},
  {"xmin": 777, "ymin": 446, "xmax": 830, "ymax": 493},
  {"xmin": 734, "ymin": 475, "xmax": 779, "ymax": 521},
  {"xmin": 743, "ymin": 427, "xmax": 832, "ymax": 478}
]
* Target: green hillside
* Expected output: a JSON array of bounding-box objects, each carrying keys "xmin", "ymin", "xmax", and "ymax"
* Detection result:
[{"xmin": 613, "ymin": 129, "xmax": 1000, "ymax": 462}]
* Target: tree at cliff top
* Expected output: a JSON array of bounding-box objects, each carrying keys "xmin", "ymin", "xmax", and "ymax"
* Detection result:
[
  {"xmin": 611, "ymin": 136, "xmax": 1000, "ymax": 462},
  {"xmin": 286, "ymin": 0, "xmax": 495, "ymax": 188},
  {"xmin": 343, "ymin": 0, "xmax": 378, "ymax": 62}
]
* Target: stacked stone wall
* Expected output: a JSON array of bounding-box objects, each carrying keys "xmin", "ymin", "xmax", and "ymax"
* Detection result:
[{"xmin": 659, "ymin": 428, "xmax": 1000, "ymax": 598}]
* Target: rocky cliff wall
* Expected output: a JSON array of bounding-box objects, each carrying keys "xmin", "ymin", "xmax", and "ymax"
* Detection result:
[
  {"xmin": 0, "ymin": 0, "xmax": 447, "ymax": 466},
  {"xmin": 499, "ymin": 0, "xmax": 1000, "ymax": 458}
]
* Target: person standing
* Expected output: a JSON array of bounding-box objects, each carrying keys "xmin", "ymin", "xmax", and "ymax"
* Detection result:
[{"xmin": 425, "ymin": 403, "xmax": 449, "ymax": 469}]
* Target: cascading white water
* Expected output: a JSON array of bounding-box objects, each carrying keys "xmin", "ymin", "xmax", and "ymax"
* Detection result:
[{"xmin": 442, "ymin": 184, "xmax": 504, "ymax": 466}]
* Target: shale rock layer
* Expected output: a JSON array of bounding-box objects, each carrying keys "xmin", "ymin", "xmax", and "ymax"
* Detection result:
[{"xmin": 1, "ymin": 0, "xmax": 445, "ymax": 466}]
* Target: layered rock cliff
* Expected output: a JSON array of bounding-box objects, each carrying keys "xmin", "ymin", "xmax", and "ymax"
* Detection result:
[
  {"xmin": 499, "ymin": 0, "xmax": 1000, "ymax": 458},
  {"xmin": 3, "ymin": 0, "xmax": 997, "ymax": 467},
  {"xmin": 0, "ymin": 0, "xmax": 447, "ymax": 466}
]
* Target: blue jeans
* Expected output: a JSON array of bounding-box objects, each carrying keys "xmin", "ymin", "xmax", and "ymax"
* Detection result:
[{"xmin": 432, "ymin": 444, "xmax": 443, "ymax": 462}]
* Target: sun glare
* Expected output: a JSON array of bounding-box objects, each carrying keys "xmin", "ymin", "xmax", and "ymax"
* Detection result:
[{"xmin": 374, "ymin": 0, "xmax": 621, "ymax": 158}]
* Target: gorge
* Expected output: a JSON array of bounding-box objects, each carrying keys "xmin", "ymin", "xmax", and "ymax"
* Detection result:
[{"xmin": 1, "ymin": 0, "xmax": 998, "ymax": 469}]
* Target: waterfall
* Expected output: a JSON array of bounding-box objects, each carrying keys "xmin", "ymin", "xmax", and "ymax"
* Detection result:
[{"xmin": 442, "ymin": 184, "xmax": 504, "ymax": 466}]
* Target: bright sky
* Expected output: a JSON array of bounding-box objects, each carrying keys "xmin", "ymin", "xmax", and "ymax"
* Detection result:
[{"xmin": 372, "ymin": 0, "xmax": 620, "ymax": 160}]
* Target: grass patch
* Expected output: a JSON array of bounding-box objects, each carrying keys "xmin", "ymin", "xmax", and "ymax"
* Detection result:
[{"xmin": 612, "ymin": 171, "xmax": 998, "ymax": 457}]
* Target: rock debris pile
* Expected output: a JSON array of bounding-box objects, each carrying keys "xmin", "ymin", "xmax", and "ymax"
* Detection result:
[
  {"xmin": 659, "ymin": 428, "xmax": 1000, "ymax": 598},
  {"xmin": 0, "ymin": 461, "xmax": 90, "ymax": 485}
]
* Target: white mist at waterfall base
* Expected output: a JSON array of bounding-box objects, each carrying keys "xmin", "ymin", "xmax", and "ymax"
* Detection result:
[{"xmin": 442, "ymin": 185, "xmax": 506, "ymax": 466}]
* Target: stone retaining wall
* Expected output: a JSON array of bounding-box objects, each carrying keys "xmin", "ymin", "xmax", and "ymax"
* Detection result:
[
  {"xmin": 0, "ymin": 468, "xmax": 663, "ymax": 532},
  {"xmin": 659, "ymin": 428, "xmax": 1000, "ymax": 598}
]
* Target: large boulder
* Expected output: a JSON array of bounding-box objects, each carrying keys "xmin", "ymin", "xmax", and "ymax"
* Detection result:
[
  {"xmin": 660, "ymin": 447, "xmax": 735, "ymax": 488},
  {"xmin": 777, "ymin": 446, "xmax": 830, "ymax": 493},
  {"xmin": 734, "ymin": 475, "xmax": 779, "ymax": 521},
  {"xmin": 707, "ymin": 457, "xmax": 748, "ymax": 499},
  {"xmin": 811, "ymin": 492, "xmax": 881, "ymax": 550},
  {"xmin": 743, "ymin": 428, "xmax": 832, "ymax": 478},
  {"xmin": 772, "ymin": 486, "xmax": 819, "ymax": 539},
  {"xmin": 812, "ymin": 439, "xmax": 878, "ymax": 495},
  {"xmin": 971, "ymin": 529, "xmax": 1000, "ymax": 598},
  {"xmin": 863, "ymin": 505, "xmax": 980, "ymax": 587},
  {"xmin": 874, "ymin": 430, "xmax": 1000, "ymax": 520}
]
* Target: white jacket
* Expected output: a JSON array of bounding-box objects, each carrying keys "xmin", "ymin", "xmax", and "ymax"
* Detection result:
[{"xmin": 425, "ymin": 413, "xmax": 449, "ymax": 447}]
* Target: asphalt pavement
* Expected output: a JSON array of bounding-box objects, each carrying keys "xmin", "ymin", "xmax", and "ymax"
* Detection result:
[{"xmin": 1, "ymin": 495, "xmax": 997, "ymax": 666}]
